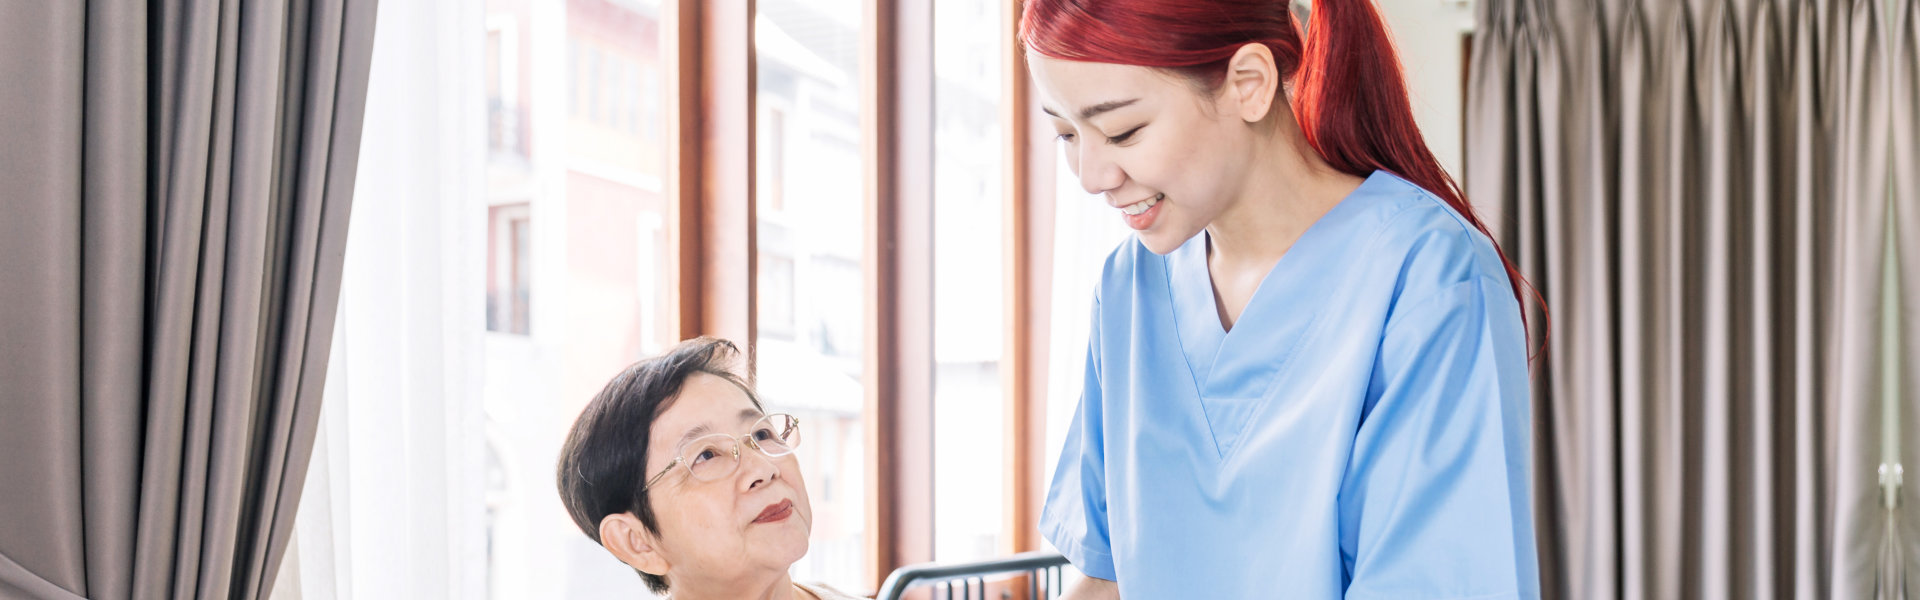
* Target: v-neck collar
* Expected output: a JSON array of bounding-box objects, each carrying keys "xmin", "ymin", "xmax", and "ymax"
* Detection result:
[{"xmin": 1161, "ymin": 170, "xmax": 1388, "ymax": 457}]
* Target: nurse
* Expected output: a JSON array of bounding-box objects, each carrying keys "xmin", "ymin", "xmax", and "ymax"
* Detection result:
[{"xmin": 1026, "ymin": 1, "xmax": 1543, "ymax": 599}]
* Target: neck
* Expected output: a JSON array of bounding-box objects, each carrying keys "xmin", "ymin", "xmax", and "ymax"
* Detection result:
[
  {"xmin": 673, "ymin": 571, "xmax": 804, "ymax": 600},
  {"xmin": 1205, "ymin": 112, "xmax": 1364, "ymax": 270}
]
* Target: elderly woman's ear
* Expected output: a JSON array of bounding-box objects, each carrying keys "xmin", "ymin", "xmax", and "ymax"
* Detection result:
[{"xmin": 600, "ymin": 513, "xmax": 671, "ymax": 578}]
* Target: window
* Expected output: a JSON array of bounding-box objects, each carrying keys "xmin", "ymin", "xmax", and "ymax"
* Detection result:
[
  {"xmin": 759, "ymin": 105, "xmax": 787, "ymax": 213},
  {"xmin": 931, "ymin": 0, "xmax": 1009, "ymax": 563},
  {"xmin": 625, "ymin": 63, "xmax": 641, "ymax": 135},
  {"xmin": 485, "ymin": 0, "xmax": 671, "ymax": 597},
  {"xmin": 760, "ymin": 252, "xmax": 797, "ymax": 338},
  {"xmin": 487, "ymin": 29, "xmax": 507, "ymax": 148},
  {"xmin": 755, "ymin": 0, "xmax": 868, "ymax": 589},
  {"xmin": 587, "ymin": 44, "xmax": 603, "ymax": 124},
  {"xmin": 288, "ymin": 0, "xmax": 1066, "ymax": 597},
  {"xmin": 487, "ymin": 203, "xmax": 532, "ymax": 335},
  {"xmin": 568, "ymin": 38, "xmax": 581, "ymax": 116},
  {"xmin": 285, "ymin": 1, "xmax": 674, "ymax": 597},
  {"xmin": 640, "ymin": 65, "xmax": 660, "ymax": 140},
  {"xmin": 486, "ymin": 20, "xmax": 524, "ymax": 157}
]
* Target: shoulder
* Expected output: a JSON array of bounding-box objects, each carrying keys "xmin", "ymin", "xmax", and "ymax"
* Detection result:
[
  {"xmin": 1096, "ymin": 235, "xmax": 1148, "ymax": 281},
  {"xmin": 1092, "ymin": 234, "xmax": 1157, "ymax": 305},
  {"xmin": 1357, "ymin": 172, "xmax": 1512, "ymax": 303}
]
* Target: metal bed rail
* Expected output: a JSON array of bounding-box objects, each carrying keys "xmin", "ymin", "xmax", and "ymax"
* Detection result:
[{"xmin": 875, "ymin": 551, "xmax": 1071, "ymax": 600}]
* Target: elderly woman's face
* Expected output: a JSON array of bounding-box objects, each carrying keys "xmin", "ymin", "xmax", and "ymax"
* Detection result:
[{"xmin": 642, "ymin": 373, "xmax": 812, "ymax": 585}]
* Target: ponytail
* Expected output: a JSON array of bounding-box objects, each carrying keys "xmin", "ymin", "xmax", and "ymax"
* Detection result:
[{"xmin": 1294, "ymin": 0, "xmax": 1540, "ymax": 349}]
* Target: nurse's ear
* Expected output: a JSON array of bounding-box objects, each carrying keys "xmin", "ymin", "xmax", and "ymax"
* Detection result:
[
  {"xmin": 600, "ymin": 512, "xmax": 672, "ymax": 578},
  {"xmin": 1217, "ymin": 42, "xmax": 1282, "ymax": 125}
]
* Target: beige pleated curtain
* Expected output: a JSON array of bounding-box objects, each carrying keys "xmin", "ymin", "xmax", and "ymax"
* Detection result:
[
  {"xmin": 1466, "ymin": 0, "xmax": 1918, "ymax": 598},
  {"xmin": 0, "ymin": 1, "xmax": 379, "ymax": 598}
]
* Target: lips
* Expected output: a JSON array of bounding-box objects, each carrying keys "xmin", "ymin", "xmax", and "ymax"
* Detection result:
[
  {"xmin": 1122, "ymin": 194, "xmax": 1164, "ymax": 231},
  {"xmin": 753, "ymin": 499, "xmax": 794, "ymax": 524}
]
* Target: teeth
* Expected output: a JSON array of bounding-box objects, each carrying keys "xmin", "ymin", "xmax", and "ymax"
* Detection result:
[{"xmin": 1121, "ymin": 194, "xmax": 1162, "ymax": 216}]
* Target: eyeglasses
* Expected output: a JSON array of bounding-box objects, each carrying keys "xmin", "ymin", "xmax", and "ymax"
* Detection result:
[{"xmin": 643, "ymin": 413, "xmax": 802, "ymax": 491}]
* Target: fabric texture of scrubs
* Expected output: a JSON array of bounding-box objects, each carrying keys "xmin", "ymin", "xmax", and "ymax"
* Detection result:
[{"xmin": 1041, "ymin": 171, "xmax": 1539, "ymax": 599}]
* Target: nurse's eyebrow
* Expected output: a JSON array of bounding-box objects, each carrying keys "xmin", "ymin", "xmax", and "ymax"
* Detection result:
[{"xmin": 1041, "ymin": 98, "xmax": 1140, "ymax": 121}]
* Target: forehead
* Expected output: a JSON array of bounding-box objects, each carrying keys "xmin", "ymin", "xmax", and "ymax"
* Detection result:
[
  {"xmin": 648, "ymin": 374, "xmax": 760, "ymax": 447},
  {"xmin": 1029, "ymin": 55, "xmax": 1181, "ymax": 118}
]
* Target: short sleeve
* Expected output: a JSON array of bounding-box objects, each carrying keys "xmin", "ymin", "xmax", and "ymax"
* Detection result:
[
  {"xmin": 1039, "ymin": 298, "xmax": 1118, "ymax": 581},
  {"xmin": 1337, "ymin": 276, "xmax": 1539, "ymax": 600}
]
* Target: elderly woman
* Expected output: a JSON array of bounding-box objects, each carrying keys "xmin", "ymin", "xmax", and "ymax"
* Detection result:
[{"xmin": 556, "ymin": 337, "xmax": 863, "ymax": 600}]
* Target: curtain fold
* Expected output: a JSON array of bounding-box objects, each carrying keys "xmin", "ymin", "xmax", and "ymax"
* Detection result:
[
  {"xmin": 0, "ymin": 1, "xmax": 379, "ymax": 598},
  {"xmin": 0, "ymin": 2, "xmax": 92, "ymax": 596},
  {"xmin": 1832, "ymin": 3, "xmax": 1896, "ymax": 597},
  {"xmin": 1467, "ymin": 0, "xmax": 1906, "ymax": 597},
  {"xmin": 1896, "ymin": 0, "xmax": 1920, "ymax": 596}
]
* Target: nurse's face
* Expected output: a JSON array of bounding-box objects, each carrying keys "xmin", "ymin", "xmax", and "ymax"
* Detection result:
[{"xmin": 1030, "ymin": 53, "xmax": 1257, "ymax": 255}]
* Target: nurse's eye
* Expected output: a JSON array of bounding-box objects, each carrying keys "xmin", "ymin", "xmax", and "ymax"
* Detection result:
[
  {"xmin": 1054, "ymin": 132, "xmax": 1076, "ymax": 143},
  {"xmin": 1106, "ymin": 125, "xmax": 1144, "ymax": 145}
]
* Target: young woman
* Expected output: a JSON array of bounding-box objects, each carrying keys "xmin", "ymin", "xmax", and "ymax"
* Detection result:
[{"xmin": 1023, "ymin": 1, "xmax": 1543, "ymax": 598}]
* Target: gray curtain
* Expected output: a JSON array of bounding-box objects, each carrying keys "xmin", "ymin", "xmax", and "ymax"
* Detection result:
[
  {"xmin": 0, "ymin": 0, "xmax": 378, "ymax": 598},
  {"xmin": 1896, "ymin": 0, "xmax": 1920, "ymax": 596},
  {"xmin": 1467, "ymin": 0, "xmax": 1915, "ymax": 598}
]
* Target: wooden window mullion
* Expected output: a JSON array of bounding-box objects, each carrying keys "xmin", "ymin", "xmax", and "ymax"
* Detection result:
[
  {"xmin": 863, "ymin": 0, "xmax": 936, "ymax": 590},
  {"xmin": 666, "ymin": 0, "xmax": 756, "ymax": 367}
]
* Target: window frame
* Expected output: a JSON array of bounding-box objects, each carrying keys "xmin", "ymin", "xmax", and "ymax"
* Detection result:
[{"xmin": 663, "ymin": 0, "xmax": 1056, "ymax": 590}]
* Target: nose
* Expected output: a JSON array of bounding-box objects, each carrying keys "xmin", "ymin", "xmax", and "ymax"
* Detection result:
[
  {"xmin": 739, "ymin": 440, "xmax": 782, "ymax": 492},
  {"xmin": 1072, "ymin": 140, "xmax": 1124, "ymax": 196}
]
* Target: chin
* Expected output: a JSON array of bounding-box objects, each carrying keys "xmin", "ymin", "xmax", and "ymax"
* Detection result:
[
  {"xmin": 763, "ymin": 509, "xmax": 812, "ymax": 552},
  {"xmin": 765, "ymin": 529, "xmax": 811, "ymax": 566},
  {"xmin": 1136, "ymin": 228, "xmax": 1194, "ymax": 256}
]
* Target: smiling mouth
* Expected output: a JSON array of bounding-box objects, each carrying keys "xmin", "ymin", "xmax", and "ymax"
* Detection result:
[
  {"xmin": 1119, "ymin": 193, "xmax": 1163, "ymax": 215},
  {"xmin": 753, "ymin": 499, "xmax": 794, "ymax": 524}
]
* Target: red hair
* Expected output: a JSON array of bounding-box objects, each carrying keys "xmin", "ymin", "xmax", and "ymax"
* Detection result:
[{"xmin": 1021, "ymin": 0, "xmax": 1545, "ymax": 353}]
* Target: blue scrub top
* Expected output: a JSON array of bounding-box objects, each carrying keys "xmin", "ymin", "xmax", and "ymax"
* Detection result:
[{"xmin": 1041, "ymin": 171, "xmax": 1540, "ymax": 599}]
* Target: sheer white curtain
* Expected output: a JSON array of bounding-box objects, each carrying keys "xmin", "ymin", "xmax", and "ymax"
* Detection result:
[{"xmin": 272, "ymin": 0, "xmax": 490, "ymax": 596}]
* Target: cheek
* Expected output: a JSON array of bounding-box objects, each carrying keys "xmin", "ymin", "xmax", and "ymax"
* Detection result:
[
  {"xmin": 785, "ymin": 464, "xmax": 814, "ymax": 519},
  {"xmin": 1167, "ymin": 132, "xmax": 1237, "ymax": 201},
  {"xmin": 1125, "ymin": 152, "xmax": 1195, "ymax": 206},
  {"xmin": 654, "ymin": 492, "xmax": 743, "ymax": 550},
  {"xmin": 1137, "ymin": 126, "xmax": 1213, "ymax": 188}
]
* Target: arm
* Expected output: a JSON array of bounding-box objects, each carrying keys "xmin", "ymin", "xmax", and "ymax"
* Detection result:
[
  {"xmin": 1059, "ymin": 576, "xmax": 1120, "ymax": 600},
  {"xmin": 1041, "ymin": 299, "xmax": 1121, "ymax": 590},
  {"xmin": 1338, "ymin": 276, "xmax": 1539, "ymax": 599}
]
